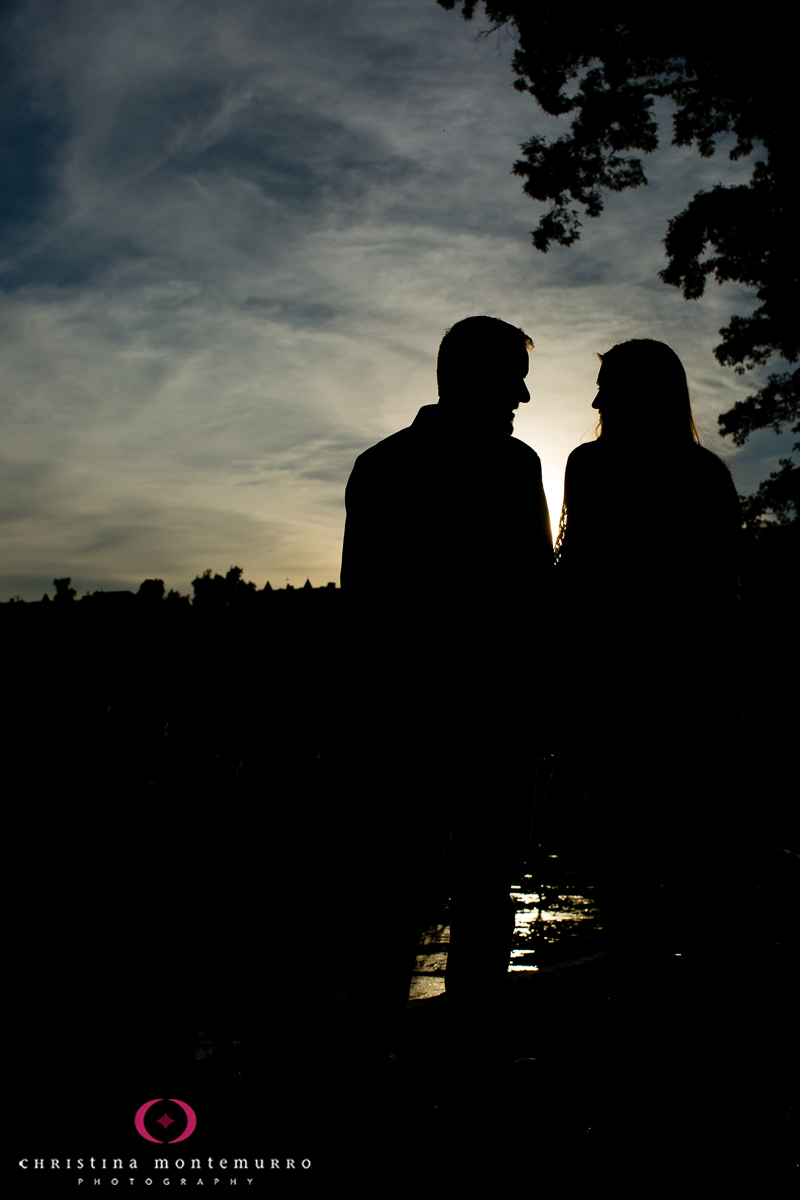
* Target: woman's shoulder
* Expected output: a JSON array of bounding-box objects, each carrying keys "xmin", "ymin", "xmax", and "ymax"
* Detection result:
[
  {"xmin": 565, "ymin": 440, "xmax": 601, "ymax": 470},
  {"xmin": 565, "ymin": 440, "xmax": 623, "ymax": 489},
  {"xmin": 691, "ymin": 442, "xmax": 731, "ymax": 469},
  {"xmin": 568, "ymin": 440, "xmax": 599, "ymax": 457},
  {"xmin": 688, "ymin": 443, "xmax": 738, "ymax": 489}
]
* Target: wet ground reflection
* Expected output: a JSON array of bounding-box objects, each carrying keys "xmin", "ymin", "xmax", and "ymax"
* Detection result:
[
  {"xmin": 509, "ymin": 867, "xmax": 601, "ymax": 971},
  {"xmin": 411, "ymin": 852, "xmax": 602, "ymax": 998}
]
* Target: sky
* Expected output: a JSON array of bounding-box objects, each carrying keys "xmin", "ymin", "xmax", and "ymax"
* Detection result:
[{"xmin": 1, "ymin": 0, "xmax": 792, "ymax": 601}]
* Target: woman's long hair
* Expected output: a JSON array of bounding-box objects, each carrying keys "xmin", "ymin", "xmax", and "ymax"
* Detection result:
[
  {"xmin": 595, "ymin": 339, "xmax": 701, "ymax": 446},
  {"xmin": 555, "ymin": 339, "xmax": 703, "ymax": 563}
]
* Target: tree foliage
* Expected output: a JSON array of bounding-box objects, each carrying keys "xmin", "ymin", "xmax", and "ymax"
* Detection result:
[
  {"xmin": 191, "ymin": 566, "xmax": 258, "ymax": 607},
  {"xmin": 438, "ymin": 1, "xmax": 798, "ymax": 522}
]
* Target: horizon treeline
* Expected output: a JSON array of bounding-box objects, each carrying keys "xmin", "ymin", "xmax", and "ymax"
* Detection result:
[
  {"xmin": 4, "ymin": 516, "xmax": 796, "ymax": 608},
  {"xmin": 2, "ymin": 565, "xmax": 339, "ymax": 607}
]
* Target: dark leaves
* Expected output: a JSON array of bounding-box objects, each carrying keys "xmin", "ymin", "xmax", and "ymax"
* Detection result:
[{"xmin": 438, "ymin": 1, "xmax": 797, "ymax": 521}]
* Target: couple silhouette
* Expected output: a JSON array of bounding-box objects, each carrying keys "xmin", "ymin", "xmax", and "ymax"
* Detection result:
[{"xmin": 339, "ymin": 316, "xmax": 741, "ymax": 1076}]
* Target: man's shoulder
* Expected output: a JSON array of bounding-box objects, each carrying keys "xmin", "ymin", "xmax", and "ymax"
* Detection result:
[
  {"xmin": 349, "ymin": 425, "xmax": 418, "ymax": 483},
  {"xmin": 350, "ymin": 409, "xmax": 544, "ymax": 475},
  {"xmin": 349, "ymin": 405, "xmax": 446, "ymax": 469},
  {"xmin": 507, "ymin": 435, "xmax": 542, "ymax": 466},
  {"xmin": 356, "ymin": 423, "xmax": 416, "ymax": 459}
]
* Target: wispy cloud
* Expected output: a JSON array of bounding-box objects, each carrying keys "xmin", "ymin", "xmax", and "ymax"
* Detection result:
[{"xmin": 1, "ymin": 0, "xmax": 788, "ymax": 599}]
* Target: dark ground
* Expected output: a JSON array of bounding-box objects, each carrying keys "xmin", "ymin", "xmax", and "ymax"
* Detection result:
[
  {"xmin": 10, "ymin": 817, "xmax": 795, "ymax": 1191},
  {"xmin": 5, "ymin": 540, "xmax": 798, "ymax": 1189}
]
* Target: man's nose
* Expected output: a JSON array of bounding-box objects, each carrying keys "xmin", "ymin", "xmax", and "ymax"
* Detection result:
[{"xmin": 519, "ymin": 382, "xmax": 530, "ymax": 404}]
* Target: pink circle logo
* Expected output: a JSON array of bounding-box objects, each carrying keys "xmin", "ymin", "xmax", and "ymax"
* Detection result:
[{"xmin": 134, "ymin": 1099, "xmax": 198, "ymax": 1143}]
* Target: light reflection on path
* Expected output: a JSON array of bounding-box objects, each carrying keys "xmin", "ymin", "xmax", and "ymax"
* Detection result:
[{"xmin": 410, "ymin": 860, "xmax": 601, "ymax": 999}]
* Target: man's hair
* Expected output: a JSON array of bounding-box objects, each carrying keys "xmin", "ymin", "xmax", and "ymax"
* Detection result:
[{"xmin": 437, "ymin": 315, "xmax": 533, "ymax": 399}]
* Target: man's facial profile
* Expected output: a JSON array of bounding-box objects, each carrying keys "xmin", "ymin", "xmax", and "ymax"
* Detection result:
[{"xmin": 461, "ymin": 345, "xmax": 530, "ymax": 434}]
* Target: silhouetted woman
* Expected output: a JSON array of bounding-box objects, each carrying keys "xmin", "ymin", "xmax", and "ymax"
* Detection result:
[{"xmin": 554, "ymin": 339, "xmax": 742, "ymax": 948}]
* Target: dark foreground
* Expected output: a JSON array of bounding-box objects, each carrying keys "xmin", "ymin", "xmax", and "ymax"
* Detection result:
[{"xmin": 10, "ymin": 828, "xmax": 797, "ymax": 1192}]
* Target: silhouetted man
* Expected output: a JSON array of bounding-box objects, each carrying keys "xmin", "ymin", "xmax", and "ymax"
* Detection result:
[{"xmin": 340, "ymin": 315, "xmax": 552, "ymax": 1071}]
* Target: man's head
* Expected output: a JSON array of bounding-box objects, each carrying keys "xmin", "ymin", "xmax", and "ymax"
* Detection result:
[{"xmin": 436, "ymin": 315, "xmax": 532, "ymax": 434}]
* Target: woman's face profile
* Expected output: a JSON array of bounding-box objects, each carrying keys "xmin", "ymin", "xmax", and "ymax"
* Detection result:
[
  {"xmin": 591, "ymin": 363, "xmax": 631, "ymax": 417},
  {"xmin": 591, "ymin": 368, "xmax": 605, "ymax": 411}
]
